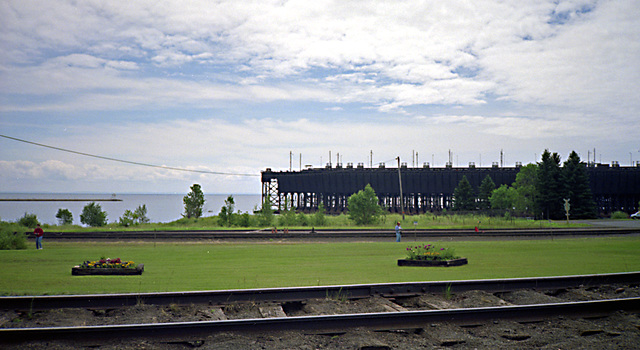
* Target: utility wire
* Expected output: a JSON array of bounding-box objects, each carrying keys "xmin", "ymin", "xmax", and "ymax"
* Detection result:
[{"xmin": 0, "ymin": 134, "xmax": 259, "ymax": 177}]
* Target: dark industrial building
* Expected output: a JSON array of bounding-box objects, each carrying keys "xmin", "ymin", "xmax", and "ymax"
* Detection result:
[{"xmin": 261, "ymin": 162, "xmax": 640, "ymax": 216}]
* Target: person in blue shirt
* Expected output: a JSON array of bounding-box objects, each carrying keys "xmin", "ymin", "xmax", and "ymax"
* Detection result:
[{"xmin": 395, "ymin": 222, "xmax": 402, "ymax": 242}]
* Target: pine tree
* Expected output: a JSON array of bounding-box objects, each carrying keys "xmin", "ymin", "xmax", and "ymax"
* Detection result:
[
  {"xmin": 478, "ymin": 175, "xmax": 496, "ymax": 210},
  {"xmin": 562, "ymin": 151, "xmax": 597, "ymax": 219},
  {"xmin": 453, "ymin": 175, "xmax": 475, "ymax": 211},
  {"xmin": 536, "ymin": 150, "xmax": 564, "ymax": 220},
  {"xmin": 183, "ymin": 184, "xmax": 205, "ymax": 219}
]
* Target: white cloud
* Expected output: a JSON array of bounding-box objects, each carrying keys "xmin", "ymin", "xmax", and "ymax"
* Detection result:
[
  {"xmin": 479, "ymin": 1, "xmax": 640, "ymax": 114},
  {"xmin": 1, "ymin": 0, "xmax": 639, "ymax": 193},
  {"xmin": 2, "ymin": 0, "xmax": 638, "ymax": 117}
]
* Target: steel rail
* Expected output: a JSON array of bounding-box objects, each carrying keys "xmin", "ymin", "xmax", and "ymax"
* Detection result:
[
  {"xmin": 2, "ymin": 297, "xmax": 639, "ymax": 343},
  {"xmin": 2, "ymin": 272, "xmax": 639, "ymax": 311},
  {"xmin": 26, "ymin": 227, "xmax": 640, "ymax": 241}
]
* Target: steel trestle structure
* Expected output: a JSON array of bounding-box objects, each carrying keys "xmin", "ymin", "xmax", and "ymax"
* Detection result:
[{"xmin": 261, "ymin": 164, "xmax": 640, "ymax": 215}]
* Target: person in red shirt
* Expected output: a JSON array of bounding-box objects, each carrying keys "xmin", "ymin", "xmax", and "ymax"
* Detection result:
[{"xmin": 34, "ymin": 224, "xmax": 44, "ymax": 250}]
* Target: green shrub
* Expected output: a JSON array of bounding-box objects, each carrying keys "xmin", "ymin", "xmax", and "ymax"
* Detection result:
[
  {"xmin": 311, "ymin": 203, "xmax": 327, "ymax": 226},
  {"xmin": 118, "ymin": 210, "xmax": 136, "ymax": 227},
  {"xmin": 237, "ymin": 212, "xmax": 252, "ymax": 227},
  {"xmin": 296, "ymin": 213, "xmax": 310, "ymax": 226},
  {"xmin": 0, "ymin": 224, "xmax": 28, "ymax": 250},
  {"xmin": 277, "ymin": 209, "xmax": 297, "ymax": 227},
  {"xmin": 80, "ymin": 202, "xmax": 108, "ymax": 227},
  {"xmin": 118, "ymin": 205, "xmax": 150, "ymax": 227},
  {"xmin": 56, "ymin": 208, "xmax": 74, "ymax": 225},
  {"xmin": 18, "ymin": 213, "xmax": 39, "ymax": 229},
  {"xmin": 348, "ymin": 184, "xmax": 384, "ymax": 225},
  {"xmin": 611, "ymin": 211, "xmax": 629, "ymax": 219}
]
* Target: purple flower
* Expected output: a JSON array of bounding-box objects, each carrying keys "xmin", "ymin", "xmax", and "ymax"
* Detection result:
[{"xmin": 440, "ymin": 248, "xmax": 445, "ymax": 250}]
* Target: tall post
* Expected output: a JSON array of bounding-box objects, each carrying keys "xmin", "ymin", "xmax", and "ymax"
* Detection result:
[{"xmin": 397, "ymin": 156, "xmax": 405, "ymax": 220}]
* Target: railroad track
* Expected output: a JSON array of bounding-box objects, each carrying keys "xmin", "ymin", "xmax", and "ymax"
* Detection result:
[
  {"xmin": 2, "ymin": 272, "xmax": 639, "ymax": 345},
  {"xmin": 25, "ymin": 227, "xmax": 640, "ymax": 241}
]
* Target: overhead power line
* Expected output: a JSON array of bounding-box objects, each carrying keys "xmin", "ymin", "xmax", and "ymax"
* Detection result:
[{"xmin": 0, "ymin": 134, "xmax": 259, "ymax": 177}]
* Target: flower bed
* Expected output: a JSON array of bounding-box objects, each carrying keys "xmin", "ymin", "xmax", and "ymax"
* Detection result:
[
  {"xmin": 398, "ymin": 244, "xmax": 467, "ymax": 267},
  {"xmin": 72, "ymin": 258, "xmax": 144, "ymax": 276},
  {"xmin": 397, "ymin": 258, "xmax": 468, "ymax": 267}
]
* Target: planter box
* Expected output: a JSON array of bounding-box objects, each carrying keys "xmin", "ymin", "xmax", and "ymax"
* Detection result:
[
  {"xmin": 397, "ymin": 258, "xmax": 467, "ymax": 267},
  {"xmin": 72, "ymin": 264, "xmax": 144, "ymax": 276}
]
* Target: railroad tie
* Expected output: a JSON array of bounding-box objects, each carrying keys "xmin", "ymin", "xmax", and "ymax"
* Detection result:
[
  {"xmin": 378, "ymin": 298, "xmax": 408, "ymax": 312},
  {"xmin": 259, "ymin": 305, "xmax": 287, "ymax": 318},
  {"xmin": 198, "ymin": 307, "xmax": 227, "ymax": 320}
]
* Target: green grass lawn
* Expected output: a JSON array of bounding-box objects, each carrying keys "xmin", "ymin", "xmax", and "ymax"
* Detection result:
[{"xmin": 2, "ymin": 236, "xmax": 639, "ymax": 295}]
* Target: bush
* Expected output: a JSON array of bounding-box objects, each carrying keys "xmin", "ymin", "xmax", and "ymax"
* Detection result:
[
  {"xmin": 0, "ymin": 224, "xmax": 28, "ymax": 250},
  {"xmin": 277, "ymin": 209, "xmax": 297, "ymax": 227},
  {"xmin": 118, "ymin": 205, "xmax": 150, "ymax": 227},
  {"xmin": 255, "ymin": 200, "xmax": 274, "ymax": 227},
  {"xmin": 312, "ymin": 203, "xmax": 327, "ymax": 226},
  {"xmin": 80, "ymin": 202, "xmax": 108, "ymax": 227},
  {"xmin": 611, "ymin": 211, "xmax": 629, "ymax": 219},
  {"xmin": 296, "ymin": 212, "xmax": 309, "ymax": 226},
  {"xmin": 18, "ymin": 213, "xmax": 39, "ymax": 229},
  {"xmin": 348, "ymin": 184, "xmax": 384, "ymax": 225},
  {"xmin": 118, "ymin": 210, "xmax": 136, "ymax": 227},
  {"xmin": 237, "ymin": 212, "xmax": 252, "ymax": 227},
  {"xmin": 56, "ymin": 209, "xmax": 73, "ymax": 225}
]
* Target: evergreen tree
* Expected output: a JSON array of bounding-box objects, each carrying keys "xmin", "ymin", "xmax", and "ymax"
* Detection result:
[
  {"xmin": 478, "ymin": 175, "xmax": 495, "ymax": 210},
  {"xmin": 453, "ymin": 175, "xmax": 475, "ymax": 210},
  {"xmin": 183, "ymin": 184, "xmax": 205, "ymax": 219},
  {"xmin": 536, "ymin": 150, "xmax": 564, "ymax": 220},
  {"xmin": 562, "ymin": 151, "xmax": 597, "ymax": 219}
]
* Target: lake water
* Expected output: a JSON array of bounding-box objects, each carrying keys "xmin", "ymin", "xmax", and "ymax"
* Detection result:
[{"xmin": 0, "ymin": 193, "xmax": 262, "ymax": 225}]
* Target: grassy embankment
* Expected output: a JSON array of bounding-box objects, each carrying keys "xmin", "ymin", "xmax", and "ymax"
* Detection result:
[
  {"xmin": 2, "ymin": 236, "xmax": 638, "ymax": 295},
  {"xmin": 43, "ymin": 213, "xmax": 588, "ymax": 232}
]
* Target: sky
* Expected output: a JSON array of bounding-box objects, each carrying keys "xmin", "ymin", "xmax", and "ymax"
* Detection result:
[{"xmin": 1, "ymin": 0, "xmax": 639, "ymax": 195}]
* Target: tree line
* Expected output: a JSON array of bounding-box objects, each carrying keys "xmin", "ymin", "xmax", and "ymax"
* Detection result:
[{"xmin": 453, "ymin": 150, "xmax": 597, "ymax": 220}]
